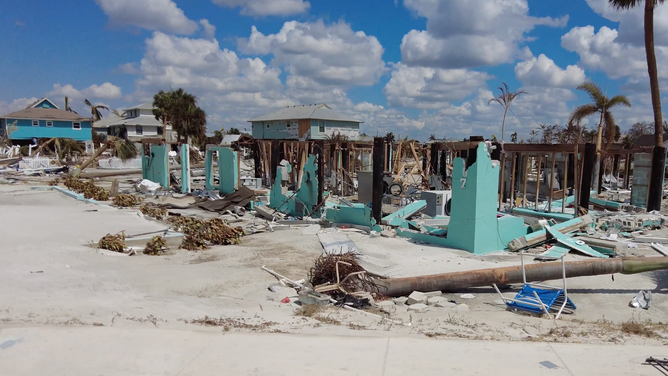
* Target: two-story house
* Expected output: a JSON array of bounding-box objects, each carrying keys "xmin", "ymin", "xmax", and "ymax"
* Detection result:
[
  {"xmin": 249, "ymin": 104, "xmax": 362, "ymax": 141},
  {"xmin": 94, "ymin": 103, "xmax": 175, "ymax": 142},
  {"xmin": 0, "ymin": 98, "xmax": 92, "ymax": 142}
]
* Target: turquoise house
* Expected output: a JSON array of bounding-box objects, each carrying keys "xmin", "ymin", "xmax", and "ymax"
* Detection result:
[
  {"xmin": 0, "ymin": 98, "xmax": 92, "ymax": 141},
  {"xmin": 249, "ymin": 104, "xmax": 362, "ymax": 141}
]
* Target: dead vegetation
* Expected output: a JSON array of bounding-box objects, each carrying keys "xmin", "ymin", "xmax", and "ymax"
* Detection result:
[
  {"xmin": 308, "ymin": 253, "xmax": 380, "ymax": 300},
  {"xmin": 166, "ymin": 216, "xmax": 244, "ymax": 250},
  {"xmin": 98, "ymin": 232, "xmax": 126, "ymax": 253},
  {"xmin": 140, "ymin": 203, "xmax": 167, "ymax": 220},
  {"xmin": 63, "ymin": 176, "xmax": 109, "ymax": 201},
  {"xmin": 295, "ymin": 304, "xmax": 342, "ymax": 326},
  {"xmin": 185, "ymin": 316, "xmax": 278, "ymax": 332},
  {"xmin": 144, "ymin": 236, "xmax": 166, "ymax": 255},
  {"xmin": 112, "ymin": 194, "xmax": 143, "ymax": 208}
]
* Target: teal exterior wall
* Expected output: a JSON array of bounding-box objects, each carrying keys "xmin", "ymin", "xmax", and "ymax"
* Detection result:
[
  {"xmin": 4, "ymin": 118, "xmax": 92, "ymax": 141},
  {"xmin": 251, "ymin": 119, "xmax": 359, "ymax": 140},
  {"xmin": 142, "ymin": 144, "xmax": 169, "ymax": 188},
  {"xmin": 310, "ymin": 120, "xmax": 359, "ymax": 140}
]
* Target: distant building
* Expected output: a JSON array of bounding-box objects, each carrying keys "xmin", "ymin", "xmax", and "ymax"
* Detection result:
[
  {"xmin": 0, "ymin": 98, "xmax": 92, "ymax": 141},
  {"xmin": 249, "ymin": 104, "xmax": 362, "ymax": 141},
  {"xmin": 634, "ymin": 133, "xmax": 668, "ymax": 148},
  {"xmin": 93, "ymin": 102, "xmax": 176, "ymax": 142}
]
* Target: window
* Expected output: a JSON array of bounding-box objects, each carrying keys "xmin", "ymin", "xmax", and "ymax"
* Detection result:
[
  {"xmin": 72, "ymin": 122, "xmax": 81, "ymax": 130},
  {"xmin": 136, "ymin": 125, "xmax": 143, "ymax": 135},
  {"xmin": 32, "ymin": 120, "xmax": 39, "ymax": 127},
  {"xmin": 286, "ymin": 123, "xmax": 291, "ymax": 128},
  {"xmin": 319, "ymin": 120, "xmax": 325, "ymax": 133},
  {"xmin": 46, "ymin": 121, "xmax": 53, "ymax": 127}
]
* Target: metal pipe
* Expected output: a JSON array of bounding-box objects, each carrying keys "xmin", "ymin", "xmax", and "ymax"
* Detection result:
[{"xmin": 374, "ymin": 257, "xmax": 668, "ymax": 297}]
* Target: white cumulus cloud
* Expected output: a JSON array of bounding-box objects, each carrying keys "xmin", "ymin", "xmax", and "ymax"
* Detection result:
[
  {"xmin": 48, "ymin": 83, "xmax": 123, "ymax": 100},
  {"xmin": 95, "ymin": 0, "xmax": 199, "ymax": 35},
  {"xmin": 384, "ymin": 63, "xmax": 492, "ymax": 109},
  {"xmin": 0, "ymin": 97, "xmax": 39, "ymax": 116},
  {"xmin": 240, "ymin": 20, "xmax": 386, "ymax": 89},
  {"xmin": 200, "ymin": 19, "xmax": 216, "ymax": 40},
  {"xmin": 515, "ymin": 54, "xmax": 586, "ymax": 88},
  {"xmin": 400, "ymin": 0, "xmax": 568, "ymax": 68}
]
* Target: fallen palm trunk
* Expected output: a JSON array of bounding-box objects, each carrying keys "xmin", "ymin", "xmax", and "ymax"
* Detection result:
[{"xmin": 374, "ymin": 257, "xmax": 668, "ymax": 297}]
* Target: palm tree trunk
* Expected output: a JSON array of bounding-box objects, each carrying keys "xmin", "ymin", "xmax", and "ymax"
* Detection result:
[
  {"xmin": 593, "ymin": 110, "xmax": 605, "ymax": 192},
  {"xmin": 501, "ymin": 108, "xmax": 508, "ymax": 143},
  {"xmin": 645, "ymin": 1, "xmax": 664, "ymax": 146}
]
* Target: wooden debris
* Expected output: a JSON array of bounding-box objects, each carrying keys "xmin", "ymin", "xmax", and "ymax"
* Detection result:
[{"xmin": 112, "ymin": 194, "xmax": 143, "ymax": 208}]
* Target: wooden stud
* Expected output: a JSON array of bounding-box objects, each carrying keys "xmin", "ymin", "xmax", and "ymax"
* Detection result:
[
  {"xmin": 522, "ymin": 155, "xmax": 529, "ymax": 208},
  {"xmin": 509, "ymin": 152, "xmax": 517, "ymax": 208},
  {"xmin": 498, "ymin": 153, "xmax": 506, "ymax": 210},
  {"xmin": 534, "ymin": 155, "xmax": 542, "ymax": 210},
  {"xmin": 562, "ymin": 152, "xmax": 568, "ymax": 214},
  {"xmin": 548, "ymin": 152, "xmax": 556, "ymax": 212}
]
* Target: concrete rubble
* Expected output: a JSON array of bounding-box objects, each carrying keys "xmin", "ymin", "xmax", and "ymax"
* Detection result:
[{"xmin": 5, "ymin": 136, "xmax": 668, "ymax": 373}]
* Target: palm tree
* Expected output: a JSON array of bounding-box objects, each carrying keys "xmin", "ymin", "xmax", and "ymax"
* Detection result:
[
  {"xmin": 529, "ymin": 129, "xmax": 539, "ymax": 143},
  {"xmin": 610, "ymin": 0, "xmax": 665, "ymax": 146},
  {"xmin": 84, "ymin": 99, "xmax": 109, "ymax": 121},
  {"xmin": 488, "ymin": 83, "xmax": 527, "ymax": 142},
  {"xmin": 153, "ymin": 89, "xmax": 207, "ymax": 144},
  {"xmin": 510, "ymin": 132, "xmax": 518, "ymax": 143},
  {"xmin": 64, "ymin": 97, "xmax": 77, "ymax": 114},
  {"xmin": 569, "ymin": 82, "xmax": 631, "ymax": 151}
]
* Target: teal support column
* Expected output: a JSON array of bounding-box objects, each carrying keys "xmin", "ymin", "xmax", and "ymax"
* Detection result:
[
  {"xmin": 396, "ymin": 143, "xmax": 528, "ymax": 254},
  {"xmin": 180, "ymin": 144, "xmax": 191, "ymax": 194},
  {"xmin": 205, "ymin": 145, "xmax": 239, "ymax": 194},
  {"xmin": 142, "ymin": 144, "xmax": 169, "ymax": 188}
]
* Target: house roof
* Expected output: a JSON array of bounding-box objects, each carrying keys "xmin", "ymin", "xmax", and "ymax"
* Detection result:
[
  {"xmin": 248, "ymin": 104, "xmax": 362, "ymax": 123},
  {"xmin": 93, "ymin": 114, "xmax": 162, "ymax": 129},
  {"xmin": 125, "ymin": 102, "xmax": 155, "ymax": 111},
  {"xmin": 29, "ymin": 98, "xmax": 60, "ymax": 109},
  {"xmin": 1, "ymin": 107, "xmax": 88, "ymax": 121},
  {"xmin": 634, "ymin": 133, "xmax": 668, "ymax": 147}
]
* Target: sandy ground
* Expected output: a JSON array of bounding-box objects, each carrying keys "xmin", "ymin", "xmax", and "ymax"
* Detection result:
[{"xmin": 1, "ymin": 183, "xmax": 668, "ymax": 353}]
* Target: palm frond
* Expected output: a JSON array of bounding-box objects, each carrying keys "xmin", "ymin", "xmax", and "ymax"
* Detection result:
[
  {"xmin": 607, "ymin": 95, "xmax": 632, "ymax": 108},
  {"xmin": 577, "ymin": 82, "xmax": 605, "ymax": 106},
  {"xmin": 609, "ymin": 0, "xmax": 644, "ymax": 10},
  {"xmin": 84, "ymin": 99, "xmax": 92, "ymax": 106},
  {"xmin": 569, "ymin": 104, "xmax": 598, "ymax": 124},
  {"xmin": 97, "ymin": 104, "xmax": 110, "ymax": 111}
]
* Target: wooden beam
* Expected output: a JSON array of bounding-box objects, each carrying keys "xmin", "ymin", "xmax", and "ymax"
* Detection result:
[
  {"xmin": 522, "ymin": 155, "xmax": 529, "ymax": 207},
  {"xmin": 534, "ymin": 155, "xmax": 542, "ymax": 210},
  {"xmin": 509, "ymin": 152, "xmax": 517, "ymax": 209},
  {"xmin": 562, "ymin": 152, "xmax": 568, "ymax": 214},
  {"xmin": 548, "ymin": 152, "xmax": 556, "ymax": 212}
]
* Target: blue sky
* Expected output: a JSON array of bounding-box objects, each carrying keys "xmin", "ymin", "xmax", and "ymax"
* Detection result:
[{"xmin": 1, "ymin": 0, "xmax": 667, "ymax": 141}]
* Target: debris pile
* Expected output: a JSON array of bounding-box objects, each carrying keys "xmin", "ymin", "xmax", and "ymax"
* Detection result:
[
  {"xmin": 144, "ymin": 236, "xmax": 166, "ymax": 255},
  {"xmin": 112, "ymin": 194, "xmax": 143, "ymax": 208},
  {"xmin": 308, "ymin": 253, "xmax": 379, "ymax": 300},
  {"xmin": 97, "ymin": 232, "xmax": 126, "ymax": 253},
  {"xmin": 167, "ymin": 216, "xmax": 245, "ymax": 250},
  {"xmin": 63, "ymin": 176, "xmax": 110, "ymax": 201},
  {"xmin": 139, "ymin": 203, "xmax": 167, "ymax": 220}
]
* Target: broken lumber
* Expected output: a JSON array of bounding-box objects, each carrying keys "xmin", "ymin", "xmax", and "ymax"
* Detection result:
[{"xmin": 507, "ymin": 214, "xmax": 593, "ymax": 251}]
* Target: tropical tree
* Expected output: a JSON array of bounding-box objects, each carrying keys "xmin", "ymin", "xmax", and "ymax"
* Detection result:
[
  {"xmin": 228, "ymin": 128, "xmax": 241, "ymax": 135},
  {"xmin": 569, "ymin": 82, "xmax": 631, "ymax": 151},
  {"xmin": 428, "ymin": 134, "xmax": 436, "ymax": 141},
  {"xmin": 153, "ymin": 89, "xmax": 207, "ymax": 144},
  {"xmin": 64, "ymin": 97, "xmax": 77, "ymax": 114},
  {"xmin": 610, "ymin": 0, "xmax": 665, "ymax": 146},
  {"xmin": 529, "ymin": 129, "xmax": 539, "ymax": 143},
  {"xmin": 510, "ymin": 132, "xmax": 518, "ymax": 143},
  {"xmin": 385, "ymin": 132, "xmax": 395, "ymax": 144},
  {"xmin": 84, "ymin": 99, "xmax": 109, "ymax": 121},
  {"xmin": 488, "ymin": 83, "xmax": 527, "ymax": 142}
]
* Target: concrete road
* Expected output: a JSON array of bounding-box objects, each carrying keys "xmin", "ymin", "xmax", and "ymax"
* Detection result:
[{"xmin": 0, "ymin": 326, "xmax": 665, "ymax": 375}]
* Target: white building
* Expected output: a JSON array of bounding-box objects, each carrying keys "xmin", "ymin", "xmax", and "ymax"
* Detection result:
[{"xmin": 93, "ymin": 103, "xmax": 176, "ymax": 142}]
